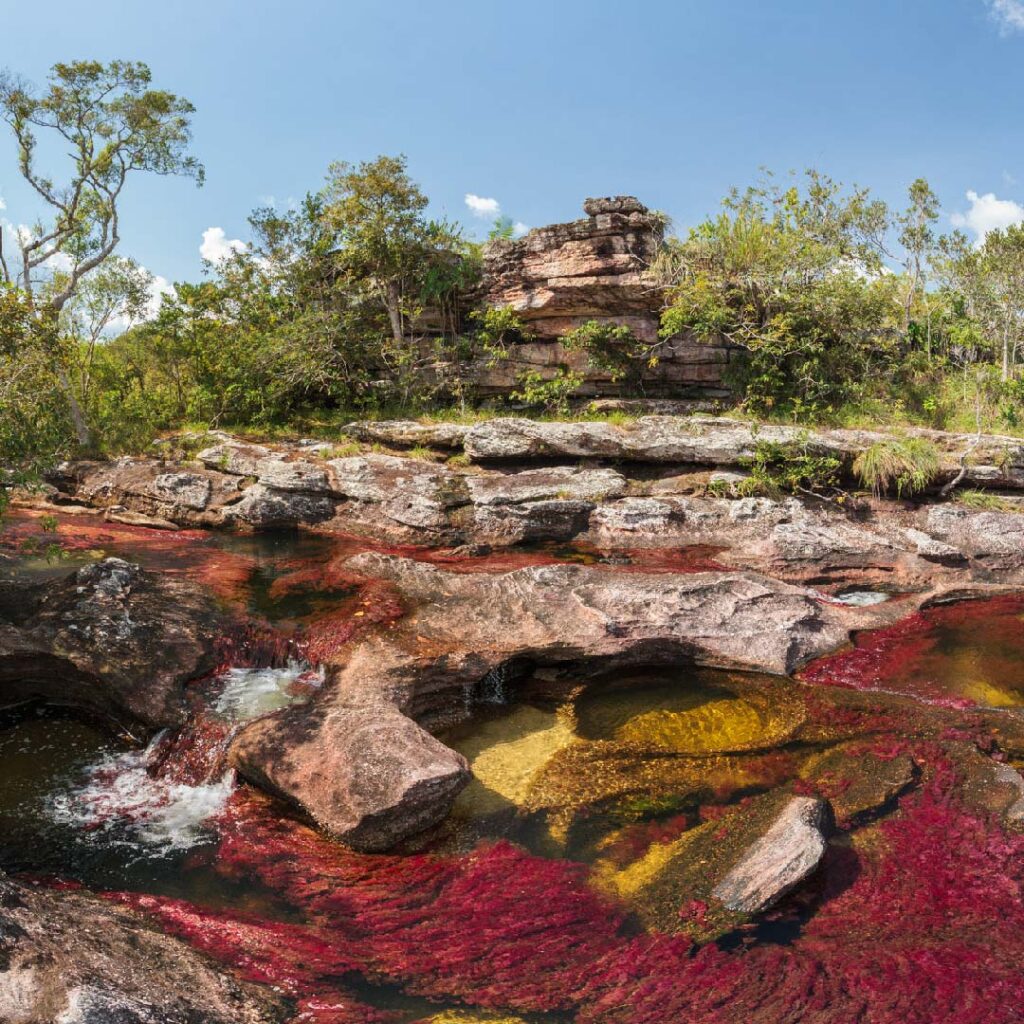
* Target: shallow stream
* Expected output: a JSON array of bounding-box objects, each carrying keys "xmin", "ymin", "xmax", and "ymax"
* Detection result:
[{"xmin": 3, "ymin": 510, "xmax": 1024, "ymax": 1022}]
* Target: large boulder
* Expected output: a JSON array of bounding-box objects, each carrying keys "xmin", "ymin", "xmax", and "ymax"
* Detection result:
[
  {"xmin": 326, "ymin": 454, "xmax": 471, "ymax": 535},
  {"xmin": 229, "ymin": 701, "xmax": 470, "ymax": 852},
  {"xmin": 923, "ymin": 505, "xmax": 1024, "ymax": 570},
  {"xmin": 222, "ymin": 483, "xmax": 338, "ymax": 529},
  {"xmin": 0, "ymin": 876, "xmax": 287, "ymax": 1024},
  {"xmin": 56, "ymin": 457, "xmax": 241, "ymax": 525},
  {"xmin": 0, "ymin": 559, "xmax": 224, "ymax": 729}
]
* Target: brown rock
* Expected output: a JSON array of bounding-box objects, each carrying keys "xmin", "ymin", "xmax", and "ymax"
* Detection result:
[
  {"xmin": 0, "ymin": 876, "xmax": 286, "ymax": 1023},
  {"xmin": 330, "ymin": 554, "xmax": 856, "ymax": 727},
  {"xmin": 0, "ymin": 559, "xmax": 224, "ymax": 729},
  {"xmin": 229, "ymin": 701, "xmax": 470, "ymax": 852},
  {"xmin": 711, "ymin": 795, "xmax": 829, "ymax": 913}
]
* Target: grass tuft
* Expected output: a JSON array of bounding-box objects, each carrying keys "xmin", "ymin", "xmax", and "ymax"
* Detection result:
[{"xmin": 853, "ymin": 438, "xmax": 940, "ymax": 498}]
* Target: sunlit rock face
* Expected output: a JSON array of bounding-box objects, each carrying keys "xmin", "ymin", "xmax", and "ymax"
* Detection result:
[
  {"xmin": 313, "ymin": 553, "xmax": 858, "ymax": 735},
  {"xmin": 477, "ymin": 197, "xmax": 735, "ymax": 400},
  {"xmin": 229, "ymin": 702, "xmax": 471, "ymax": 852}
]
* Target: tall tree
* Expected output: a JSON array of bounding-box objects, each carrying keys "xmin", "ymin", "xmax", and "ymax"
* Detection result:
[
  {"xmin": 0, "ymin": 60, "xmax": 202, "ymax": 310},
  {"xmin": 0, "ymin": 60, "xmax": 202, "ymax": 444},
  {"xmin": 896, "ymin": 178, "xmax": 940, "ymax": 337},
  {"xmin": 321, "ymin": 154, "xmax": 459, "ymax": 348}
]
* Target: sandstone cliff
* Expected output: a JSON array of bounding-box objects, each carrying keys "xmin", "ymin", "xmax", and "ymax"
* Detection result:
[{"xmin": 476, "ymin": 196, "xmax": 735, "ymax": 401}]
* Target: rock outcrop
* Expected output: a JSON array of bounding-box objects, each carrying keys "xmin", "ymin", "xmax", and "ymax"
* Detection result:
[
  {"xmin": 219, "ymin": 555, "xmax": 876, "ymax": 850},
  {"xmin": 312, "ymin": 554, "xmax": 862, "ymax": 727},
  {"xmin": 477, "ymin": 199, "xmax": 735, "ymax": 400},
  {"xmin": 0, "ymin": 876, "xmax": 287, "ymax": 1024},
  {"xmin": 36, "ymin": 420, "xmax": 1024, "ymax": 591},
  {"xmin": 229, "ymin": 702, "xmax": 470, "ymax": 852},
  {"xmin": 0, "ymin": 558, "xmax": 224, "ymax": 730}
]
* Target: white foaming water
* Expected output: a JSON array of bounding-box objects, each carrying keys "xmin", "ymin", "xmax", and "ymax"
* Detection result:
[
  {"xmin": 46, "ymin": 662, "xmax": 321, "ymax": 854},
  {"xmin": 833, "ymin": 590, "xmax": 890, "ymax": 607},
  {"xmin": 48, "ymin": 736, "xmax": 235, "ymax": 855},
  {"xmin": 213, "ymin": 661, "xmax": 324, "ymax": 722}
]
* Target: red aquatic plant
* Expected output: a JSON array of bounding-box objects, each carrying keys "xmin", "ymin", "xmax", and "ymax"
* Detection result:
[
  {"xmin": 801, "ymin": 595, "xmax": 1024, "ymax": 708},
  {"xmin": 109, "ymin": 751, "xmax": 1024, "ymax": 1024}
]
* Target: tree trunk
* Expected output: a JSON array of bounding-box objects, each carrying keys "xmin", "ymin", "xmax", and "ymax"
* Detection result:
[
  {"xmin": 385, "ymin": 280, "xmax": 404, "ymax": 345},
  {"xmin": 57, "ymin": 365, "xmax": 92, "ymax": 450}
]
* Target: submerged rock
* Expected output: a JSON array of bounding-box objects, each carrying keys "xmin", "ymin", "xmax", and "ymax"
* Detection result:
[
  {"xmin": 711, "ymin": 795, "xmax": 829, "ymax": 913},
  {"xmin": 800, "ymin": 745, "xmax": 916, "ymax": 823},
  {"xmin": 0, "ymin": 558, "xmax": 224, "ymax": 729},
  {"xmin": 229, "ymin": 702, "xmax": 470, "ymax": 852},
  {"xmin": 0, "ymin": 876, "xmax": 286, "ymax": 1024}
]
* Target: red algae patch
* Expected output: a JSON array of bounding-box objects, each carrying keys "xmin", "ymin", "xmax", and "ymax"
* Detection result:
[
  {"xmin": 107, "ymin": 764, "xmax": 1024, "ymax": 1024},
  {"xmin": 801, "ymin": 595, "xmax": 1024, "ymax": 708}
]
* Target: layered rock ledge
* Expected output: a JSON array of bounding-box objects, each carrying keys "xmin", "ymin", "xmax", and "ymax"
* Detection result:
[
  {"xmin": 0, "ymin": 558, "xmax": 224, "ymax": 731},
  {"xmin": 30, "ymin": 417, "xmax": 1024, "ymax": 592}
]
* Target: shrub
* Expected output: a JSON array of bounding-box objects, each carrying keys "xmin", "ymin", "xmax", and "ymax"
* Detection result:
[
  {"xmin": 853, "ymin": 437, "xmax": 940, "ymax": 497},
  {"xmin": 738, "ymin": 436, "xmax": 843, "ymax": 498},
  {"xmin": 956, "ymin": 489, "xmax": 1016, "ymax": 512},
  {"xmin": 511, "ymin": 368, "xmax": 585, "ymax": 415},
  {"xmin": 563, "ymin": 320, "xmax": 655, "ymax": 394}
]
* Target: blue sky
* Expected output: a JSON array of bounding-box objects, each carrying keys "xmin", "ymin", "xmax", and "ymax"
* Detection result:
[{"xmin": 3, "ymin": 0, "xmax": 1024, "ymax": 292}]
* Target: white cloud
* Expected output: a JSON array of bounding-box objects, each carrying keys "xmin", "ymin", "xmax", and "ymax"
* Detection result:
[
  {"xmin": 950, "ymin": 189, "xmax": 1024, "ymax": 243},
  {"xmin": 44, "ymin": 251, "xmax": 74, "ymax": 272},
  {"xmin": 989, "ymin": 0, "xmax": 1024, "ymax": 33},
  {"xmin": 145, "ymin": 274, "xmax": 175, "ymax": 318},
  {"xmin": 0, "ymin": 196, "xmax": 5, "ymax": 211},
  {"xmin": 512, "ymin": 221, "xmax": 529, "ymax": 237},
  {"xmin": 199, "ymin": 226, "xmax": 247, "ymax": 264},
  {"xmin": 465, "ymin": 193, "xmax": 501, "ymax": 219}
]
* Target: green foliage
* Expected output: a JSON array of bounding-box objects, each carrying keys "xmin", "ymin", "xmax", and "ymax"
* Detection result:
[
  {"xmin": 562, "ymin": 320, "xmax": 656, "ymax": 393},
  {"xmin": 738, "ymin": 436, "xmax": 843, "ymax": 498},
  {"xmin": 470, "ymin": 306, "xmax": 533, "ymax": 364},
  {"xmin": 956, "ymin": 489, "xmax": 1016, "ymax": 512},
  {"xmin": 657, "ymin": 170, "xmax": 902, "ymax": 421},
  {"xmin": 853, "ymin": 437, "xmax": 941, "ymax": 497},
  {"xmin": 488, "ymin": 216, "xmax": 517, "ymax": 241},
  {"xmin": 0, "ymin": 60, "xmax": 201, "ymax": 310},
  {"xmin": 0, "ymin": 288, "xmax": 75, "ymax": 514},
  {"xmin": 511, "ymin": 368, "xmax": 585, "ymax": 415},
  {"xmin": 321, "ymin": 154, "xmax": 466, "ymax": 349}
]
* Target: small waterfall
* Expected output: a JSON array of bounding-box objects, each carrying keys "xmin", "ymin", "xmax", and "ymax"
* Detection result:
[
  {"xmin": 475, "ymin": 659, "xmax": 530, "ymax": 705},
  {"xmin": 46, "ymin": 661, "xmax": 323, "ymax": 855}
]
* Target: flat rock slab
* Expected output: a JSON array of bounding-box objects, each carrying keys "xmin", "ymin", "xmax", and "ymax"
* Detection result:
[
  {"xmin": 342, "ymin": 420, "xmax": 471, "ymax": 449},
  {"xmin": 712, "ymin": 795, "xmax": 829, "ymax": 914}
]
